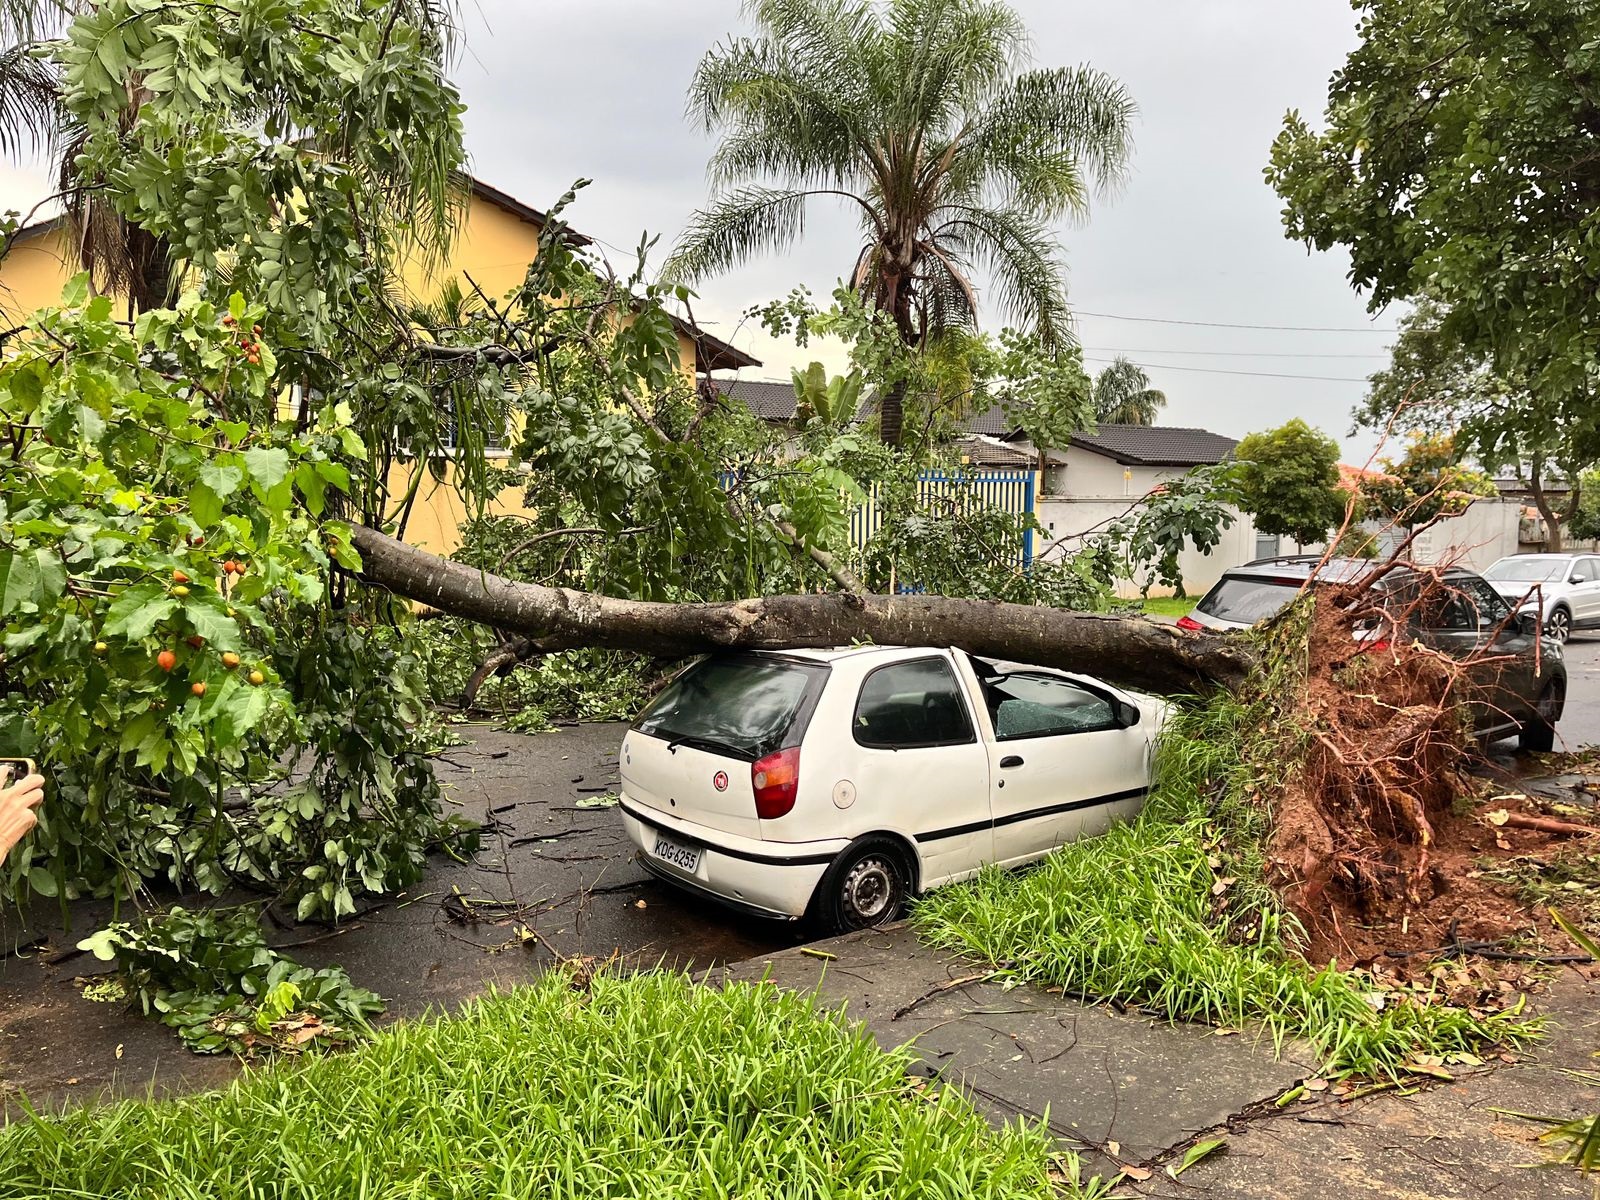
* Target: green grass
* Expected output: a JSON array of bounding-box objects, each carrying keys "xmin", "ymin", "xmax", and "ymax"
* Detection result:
[
  {"xmin": 913, "ymin": 692, "xmax": 1538, "ymax": 1079},
  {"xmin": 0, "ymin": 971, "xmax": 1095, "ymax": 1199},
  {"xmin": 1135, "ymin": 595, "xmax": 1196, "ymax": 618}
]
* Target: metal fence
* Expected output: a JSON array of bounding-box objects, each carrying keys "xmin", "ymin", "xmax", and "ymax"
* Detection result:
[
  {"xmin": 722, "ymin": 467, "xmax": 1038, "ymax": 568},
  {"xmin": 848, "ymin": 470, "xmax": 1036, "ymax": 567}
]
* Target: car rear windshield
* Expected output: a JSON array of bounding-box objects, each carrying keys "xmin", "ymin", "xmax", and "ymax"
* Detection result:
[
  {"xmin": 1484, "ymin": 560, "xmax": 1568, "ymax": 583},
  {"xmin": 632, "ymin": 655, "xmax": 827, "ymax": 760},
  {"xmin": 1195, "ymin": 577, "xmax": 1304, "ymax": 625}
]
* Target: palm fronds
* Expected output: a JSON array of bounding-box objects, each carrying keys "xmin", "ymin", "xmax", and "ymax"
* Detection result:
[{"xmin": 670, "ymin": 0, "xmax": 1135, "ymax": 385}]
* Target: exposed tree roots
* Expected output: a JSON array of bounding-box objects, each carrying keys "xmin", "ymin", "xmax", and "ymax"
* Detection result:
[{"xmin": 1263, "ymin": 586, "xmax": 1595, "ymax": 967}]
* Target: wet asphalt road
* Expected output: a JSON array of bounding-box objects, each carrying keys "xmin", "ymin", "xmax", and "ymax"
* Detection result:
[
  {"xmin": 0, "ymin": 721, "xmax": 804, "ymax": 1110},
  {"xmin": 1553, "ymin": 632, "xmax": 1600, "ymax": 749}
]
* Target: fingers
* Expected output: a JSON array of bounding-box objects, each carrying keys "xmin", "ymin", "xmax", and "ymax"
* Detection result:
[
  {"xmin": 0, "ymin": 806, "xmax": 38, "ymax": 859},
  {"xmin": 0, "ymin": 772, "xmax": 44, "ymax": 806}
]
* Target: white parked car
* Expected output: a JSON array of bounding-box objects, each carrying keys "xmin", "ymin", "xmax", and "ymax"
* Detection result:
[
  {"xmin": 1482, "ymin": 553, "xmax": 1600, "ymax": 643},
  {"xmin": 618, "ymin": 646, "xmax": 1168, "ymax": 933}
]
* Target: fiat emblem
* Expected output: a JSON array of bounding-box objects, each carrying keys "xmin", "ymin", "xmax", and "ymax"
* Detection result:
[{"xmin": 712, "ymin": 771, "xmax": 729, "ymax": 792}]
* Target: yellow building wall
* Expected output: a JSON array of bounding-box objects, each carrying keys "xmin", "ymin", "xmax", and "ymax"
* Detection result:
[
  {"xmin": 0, "ymin": 195, "xmax": 703, "ymax": 560},
  {"xmin": 0, "ymin": 224, "xmax": 91, "ymax": 322}
]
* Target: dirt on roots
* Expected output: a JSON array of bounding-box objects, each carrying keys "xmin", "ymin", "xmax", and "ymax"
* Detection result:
[{"xmin": 1263, "ymin": 591, "xmax": 1595, "ymax": 971}]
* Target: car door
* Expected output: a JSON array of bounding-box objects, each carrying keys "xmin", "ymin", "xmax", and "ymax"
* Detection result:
[
  {"xmin": 1572, "ymin": 557, "xmax": 1600, "ymax": 625},
  {"xmin": 847, "ymin": 654, "xmax": 994, "ymax": 887},
  {"xmin": 967, "ymin": 666, "xmax": 1149, "ymax": 867},
  {"xmin": 1417, "ymin": 576, "xmax": 1539, "ymax": 734}
]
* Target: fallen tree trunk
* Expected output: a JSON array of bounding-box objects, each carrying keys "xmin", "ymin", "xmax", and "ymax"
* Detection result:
[{"xmin": 349, "ymin": 525, "xmax": 1256, "ymax": 694}]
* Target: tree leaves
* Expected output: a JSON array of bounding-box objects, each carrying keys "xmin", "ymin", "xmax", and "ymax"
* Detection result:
[
  {"xmin": 0, "ymin": 547, "xmax": 67, "ymax": 615},
  {"xmin": 102, "ymin": 582, "xmax": 177, "ymax": 640}
]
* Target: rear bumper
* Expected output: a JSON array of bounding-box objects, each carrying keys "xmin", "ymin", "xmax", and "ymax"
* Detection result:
[{"xmin": 619, "ymin": 798, "xmax": 837, "ymax": 921}]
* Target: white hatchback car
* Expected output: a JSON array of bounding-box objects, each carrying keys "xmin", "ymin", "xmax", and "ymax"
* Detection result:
[
  {"xmin": 618, "ymin": 646, "xmax": 1168, "ymax": 933},
  {"xmin": 1482, "ymin": 553, "xmax": 1600, "ymax": 643}
]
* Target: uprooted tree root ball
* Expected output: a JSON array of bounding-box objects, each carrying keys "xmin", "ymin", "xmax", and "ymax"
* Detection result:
[{"xmin": 1258, "ymin": 581, "xmax": 1589, "ymax": 966}]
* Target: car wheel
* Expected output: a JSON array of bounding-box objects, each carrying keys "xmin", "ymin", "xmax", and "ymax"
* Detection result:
[
  {"xmin": 810, "ymin": 836, "xmax": 911, "ymax": 936},
  {"xmin": 1545, "ymin": 606, "xmax": 1572, "ymax": 643},
  {"xmin": 1518, "ymin": 680, "xmax": 1565, "ymax": 753}
]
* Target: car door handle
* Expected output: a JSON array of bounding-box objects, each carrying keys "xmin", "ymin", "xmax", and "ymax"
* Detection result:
[{"xmin": 999, "ymin": 755, "xmax": 1024, "ymax": 769}]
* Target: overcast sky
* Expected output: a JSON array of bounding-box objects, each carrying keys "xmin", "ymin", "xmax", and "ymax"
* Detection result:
[{"xmin": 0, "ymin": 0, "xmax": 1396, "ymax": 461}]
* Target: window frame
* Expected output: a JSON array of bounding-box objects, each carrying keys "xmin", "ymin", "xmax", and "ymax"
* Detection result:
[
  {"xmin": 851, "ymin": 655, "xmax": 978, "ymax": 751},
  {"xmin": 978, "ymin": 670, "xmax": 1125, "ymax": 743}
]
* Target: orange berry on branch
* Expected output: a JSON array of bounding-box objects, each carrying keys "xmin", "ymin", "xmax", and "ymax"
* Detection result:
[
  {"xmin": 191, "ymin": 681, "xmax": 207, "ymax": 697},
  {"xmin": 157, "ymin": 649, "xmax": 177, "ymax": 672},
  {"xmin": 172, "ymin": 569, "xmax": 190, "ymax": 584},
  {"xmin": 221, "ymin": 652, "xmax": 241, "ymax": 669},
  {"xmin": 247, "ymin": 670, "xmax": 266, "ymax": 686},
  {"xmin": 185, "ymin": 635, "xmax": 205, "ymax": 649}
]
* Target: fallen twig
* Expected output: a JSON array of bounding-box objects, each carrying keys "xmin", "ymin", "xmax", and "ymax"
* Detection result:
[{"xmin": 892, "ymin": 971, "xmax": 995, "ymax": 1021}]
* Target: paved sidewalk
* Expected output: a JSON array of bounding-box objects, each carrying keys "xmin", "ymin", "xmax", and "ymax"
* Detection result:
[
  {"xmin": 723, "ymin": 925, "xmax": 1600, "ymax": 1197},
  {"xmin": 721, "ymin": 923, "xmax": 1314, "ymax": 1178}
]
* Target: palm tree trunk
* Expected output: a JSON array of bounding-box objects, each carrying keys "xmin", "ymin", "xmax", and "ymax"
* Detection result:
[
  {"xmin": 877, "ymin": 276, "xmax": 917, "ymax": 448},
  {"xmin": 878, "ymin": 377, "xmax": 906, "ymax": 447}
]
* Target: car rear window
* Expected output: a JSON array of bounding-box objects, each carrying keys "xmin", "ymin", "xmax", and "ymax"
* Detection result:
[
  {"xmin": 1195, "ymin": 577, "xmax": 1304, "ymax": 624},
  {"xmin": 633, "ymin": 655, "xmax": 826, "ymax": 760}
]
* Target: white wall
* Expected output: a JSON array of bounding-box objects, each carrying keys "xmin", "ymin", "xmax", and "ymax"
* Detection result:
[
  {"xmin": 1404, "ymin": 499, "xmax": 1522, "ymax": 571},
  {"xmin": 1036, "ymin": 496, "xmax": 1265, "ymax": 598},
  {"xmin": 1041, "ymin": 447, "xmax": 1186, "ymax": 501}
]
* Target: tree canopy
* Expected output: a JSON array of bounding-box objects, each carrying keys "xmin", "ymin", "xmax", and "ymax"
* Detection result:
[
  {"xmin": 666, "ymin": 0, "xmax": 1135, "ymax": 444},
  {"xmin": 1358, "ymin": 296, "xmax": 1589, "ymax": 551},
  {"xmin": 1360, "ymin": 433, "xmax": 1497, "ymax": 529},
  {"xmin": 1268, "ymin": 0, "xmax": 1600, "ymax": 457},
  {"xmin": 1232, "ymin": 419, "xmax": 1346, "ymax": 548}
]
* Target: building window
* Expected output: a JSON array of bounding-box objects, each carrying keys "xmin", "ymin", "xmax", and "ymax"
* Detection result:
[{"xmin": 441, "ymin": 397, "xmax": 509, "ymax": 455}]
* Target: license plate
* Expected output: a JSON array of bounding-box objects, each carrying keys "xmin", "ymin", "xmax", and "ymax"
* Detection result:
[{"xmin": 652, "ymin": 833, "xmax": 703, "ymax": 873}]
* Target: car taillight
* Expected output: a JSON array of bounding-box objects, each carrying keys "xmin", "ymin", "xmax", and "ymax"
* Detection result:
[
  {"xmin": 751, "ymin": 747, "xmax": 800, "ymax": 820},
  {"xmin": 1176, "ymin": 614, "xmax": 1204, "ymax": 632}
]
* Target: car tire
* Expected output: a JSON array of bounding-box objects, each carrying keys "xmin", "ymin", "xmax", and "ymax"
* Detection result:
[
  {"xmin": 1518, "ymin": 680, "xmax": 1565, "ymax": 753},
  {"xmin": 1545, "ymin": 606, "xmax": 1573, "ymax": 643},
  {"xmin": 810, "ymin": 836, "xmax": 912, "ymax": 936}
]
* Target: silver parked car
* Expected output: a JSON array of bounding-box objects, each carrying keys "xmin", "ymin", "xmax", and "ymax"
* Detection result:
[{"xmin": 1482, "ymin": 553, "xmax": 1600, "ymax": 643}]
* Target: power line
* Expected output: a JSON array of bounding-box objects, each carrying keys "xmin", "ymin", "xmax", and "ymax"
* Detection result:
[
  {"xmin": 1081, "ymin": 355, "xmax": 1371, "ymax": 383},
  {"xmin": 1088, "ymin": 346, "xmax": 1390, "ymax": 360},
  {"xmin": 1076, "ymin": 309, "xmax": 1397, "ymax": 334}
]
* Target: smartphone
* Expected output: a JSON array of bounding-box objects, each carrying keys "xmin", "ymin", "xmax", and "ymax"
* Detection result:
[{"xmin": 0, "ymin": 758, "xmax": 38, "ymax": 783}]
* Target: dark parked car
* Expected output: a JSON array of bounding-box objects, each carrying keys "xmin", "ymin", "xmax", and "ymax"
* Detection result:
[{"xmin": 1178, "ymin": 556, "xmax": 1567, "ymax": 751}]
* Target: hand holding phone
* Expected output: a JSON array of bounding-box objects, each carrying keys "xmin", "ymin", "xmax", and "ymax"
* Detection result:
[{"xmin": 0, "ymin": 759, "xmax": 45, "ymax": 862}]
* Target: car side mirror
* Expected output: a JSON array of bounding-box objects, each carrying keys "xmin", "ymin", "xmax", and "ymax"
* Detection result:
[
  {"xmin": 1517, "ymin": 611, "xmax": 1540, "ymax": 635},
  {"xmin": 1116, "ymin": 700, "xmax": 1141, "ymax": 727},
  {"xmin": 1571, "ymin": 574, "xmax": 1585, "ymax": 585}
]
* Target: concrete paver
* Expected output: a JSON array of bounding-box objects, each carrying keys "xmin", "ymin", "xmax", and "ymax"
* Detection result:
[{"xmin": 722, "ymin": 924, "xmax": 1314, "ymax": 1177}]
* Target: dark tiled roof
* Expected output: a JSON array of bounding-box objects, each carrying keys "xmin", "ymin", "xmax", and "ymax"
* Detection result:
[
  {"xmin": 1068, "ymin": 425, "xmax": 1239, "ymax": 466},
  {"xmin": 961, "ymin": 402, "xmax": 1022, "ymax": 438},
  {"xmin": 715, "ymin": 378, "xmax": 802, "ymax": 421},
  {"xmin": 957, "ymin": 436, "xmax": 1036, "ymax": 468},
  {"xmin": 957, "ymin": 402, "xmax": 1237, "ymax": 467},
  {"xmin": 715, "ymin": 379, "xmax": 874, "ymax": 424}
]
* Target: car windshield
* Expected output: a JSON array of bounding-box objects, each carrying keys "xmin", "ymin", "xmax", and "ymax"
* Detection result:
[
  {"xmin": 633, "ymin": 656, "xmax": 825, "ymax": 760},
  {"xmin": 1484, "ymin": 559, "xmax": 1569, "ymax": 583},
  {"xmin": 1196, "ymin": 577, "xmax": 1305, "ymax": 625}
]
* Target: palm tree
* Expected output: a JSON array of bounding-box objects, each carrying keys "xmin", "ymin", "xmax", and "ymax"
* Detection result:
[
  {"xmin": 665, "ymin": 0, "xmax": 1134, "ymax": 446},
  {"xmin": 1092, "ymin": 356, "xmax": 1166, "ymax": 426}
]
